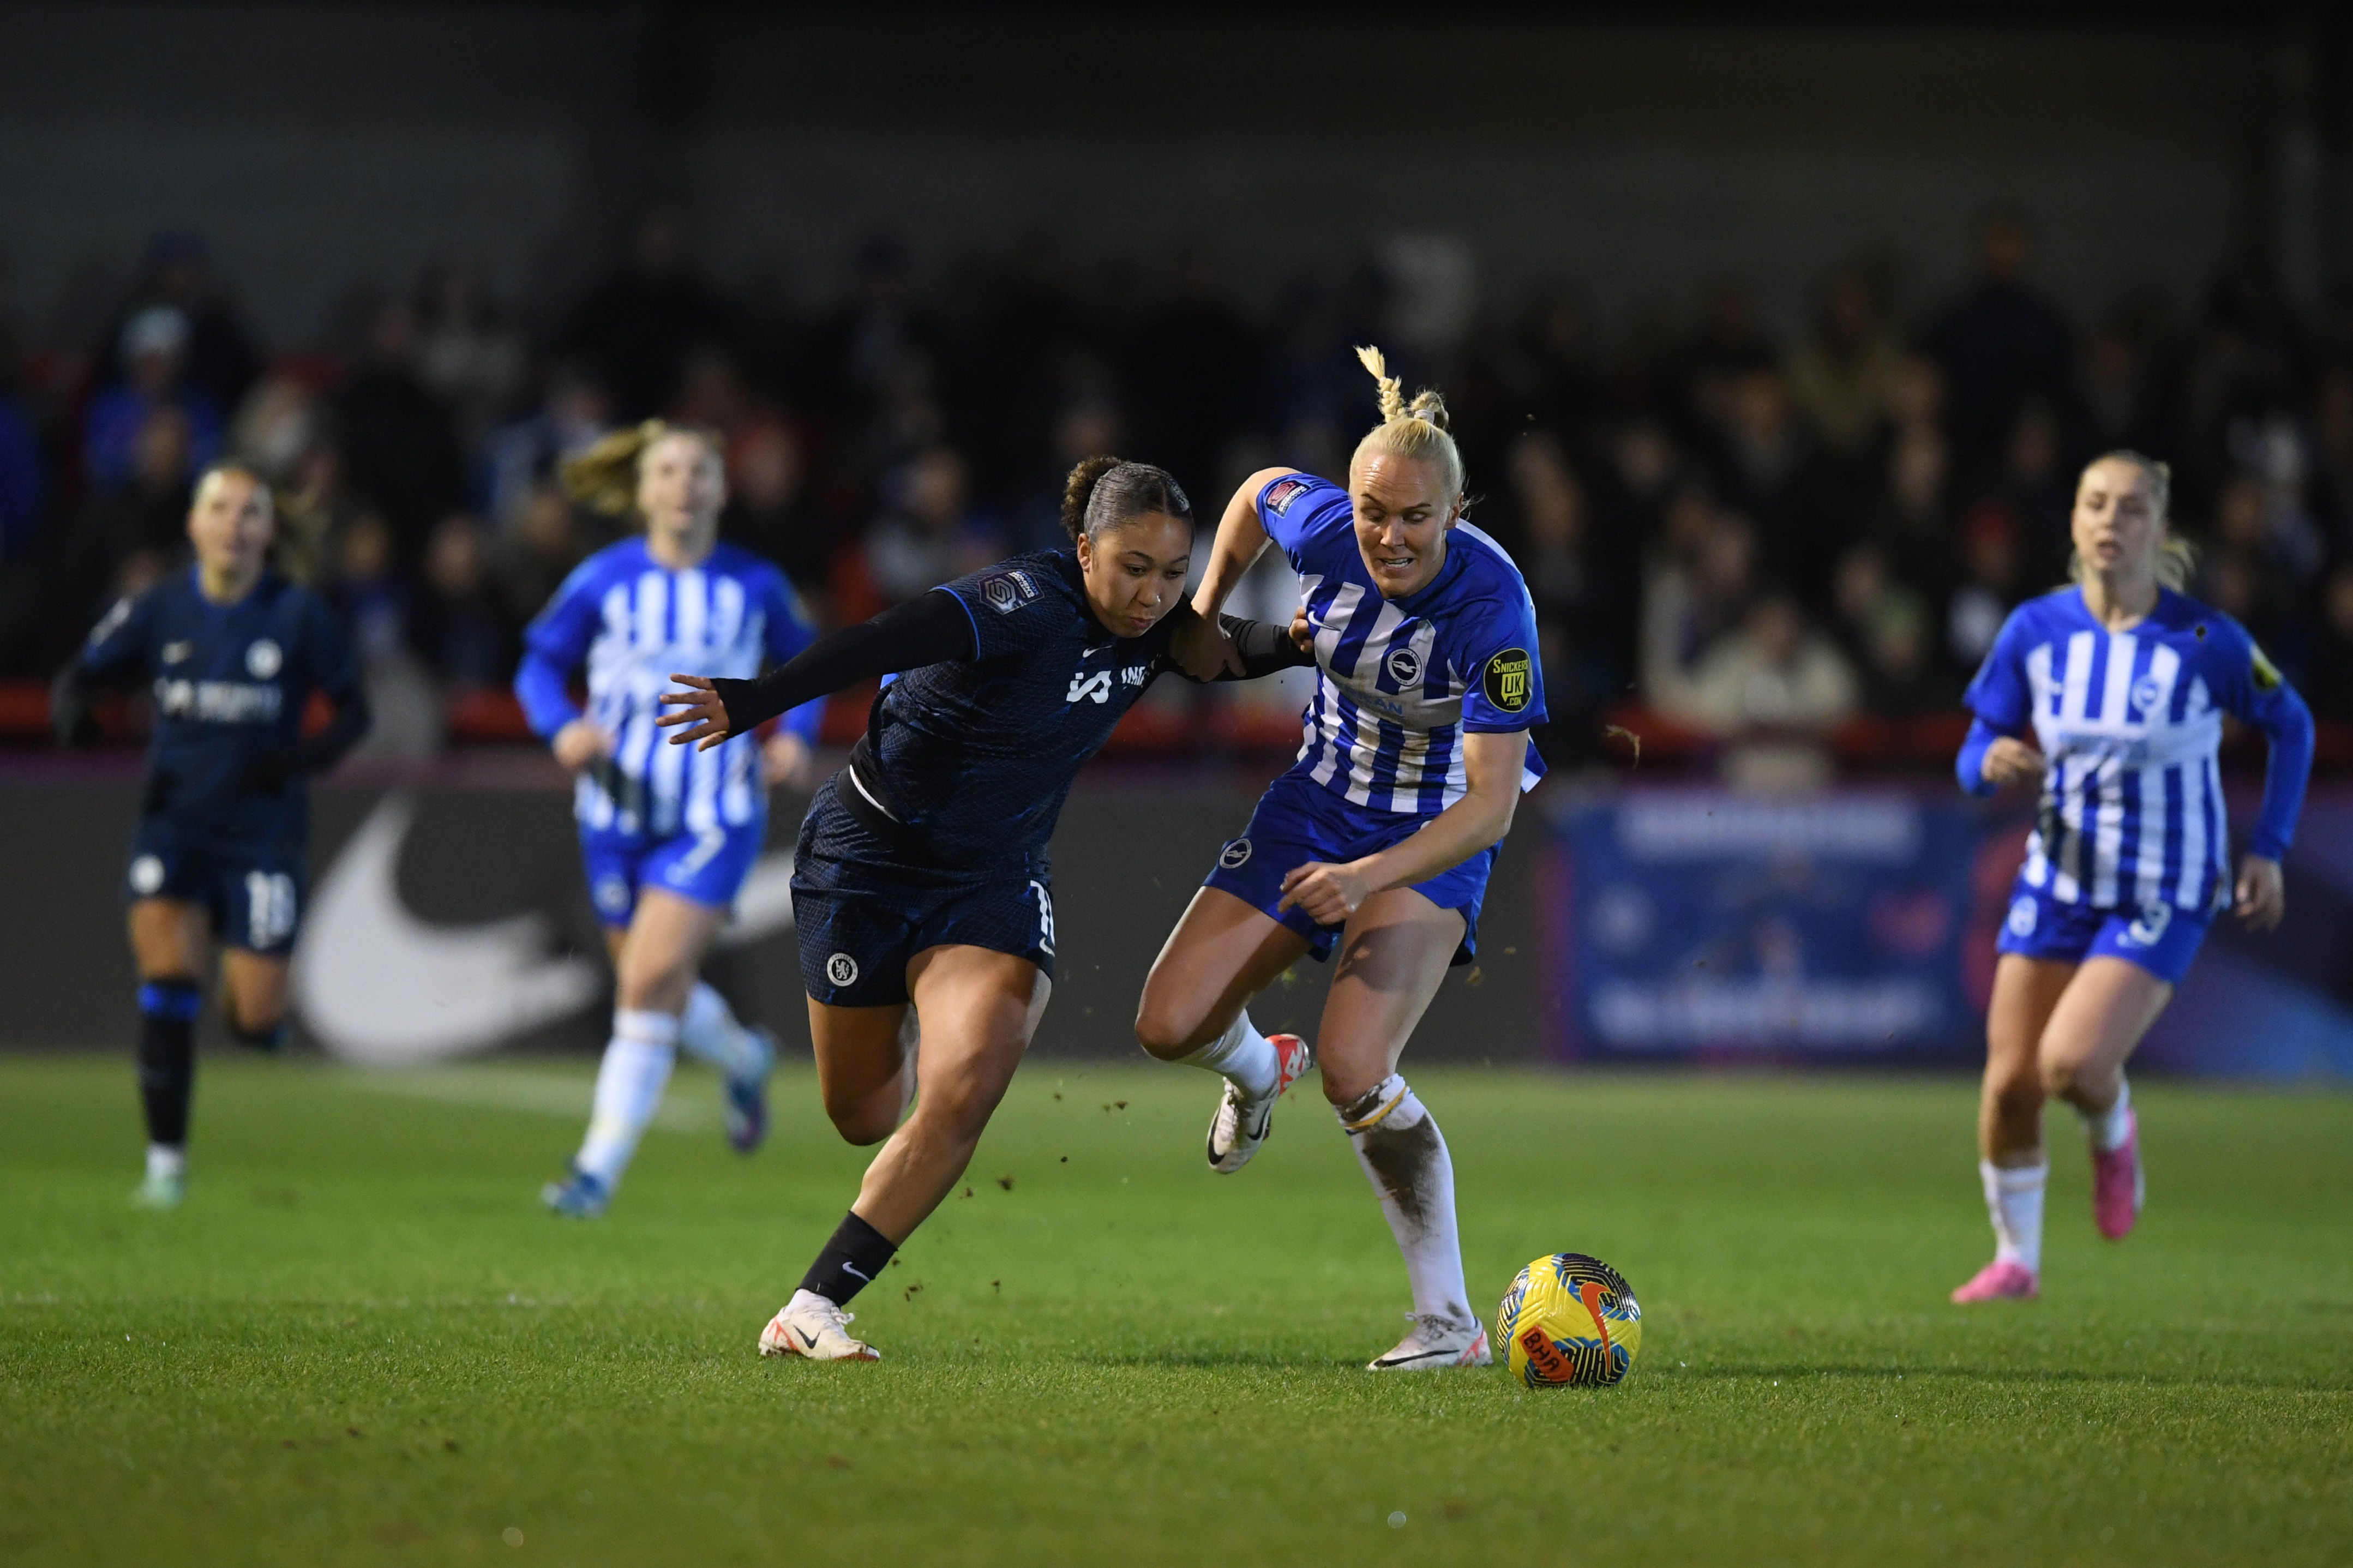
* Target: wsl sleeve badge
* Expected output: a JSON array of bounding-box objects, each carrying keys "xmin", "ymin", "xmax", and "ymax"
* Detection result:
[
  {"xmin": 1497, "ymin": 1252, "xmax": 1642, "ymax": 1387},
  {"xmin": 981, "ymin": 569, "xmax": 1043, "ymax": 615},
  {"xmin": 1262, "ymin": 476, "xmax": 1311, "ymax": 515}
]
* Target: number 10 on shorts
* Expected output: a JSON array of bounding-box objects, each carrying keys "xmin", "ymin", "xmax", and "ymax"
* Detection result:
[{"xmin": 245, "ymin": 871, "xmax": 297, "ymax": 950}]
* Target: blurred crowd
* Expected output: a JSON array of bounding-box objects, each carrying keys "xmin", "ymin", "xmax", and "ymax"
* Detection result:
[{"xmin": 3, "ymin": 211, "xmax": 2351, "ymax": 762}]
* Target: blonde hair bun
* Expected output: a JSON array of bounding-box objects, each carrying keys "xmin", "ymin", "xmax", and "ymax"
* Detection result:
[{"xmin": 1350, "ymin": 345, "xmax": 1464, "ymax": 496}]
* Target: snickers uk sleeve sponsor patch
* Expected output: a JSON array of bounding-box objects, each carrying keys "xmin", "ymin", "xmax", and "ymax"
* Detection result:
[{"xmin": 1481, "ymin": 647, "xmax": 1534, "ymax": 714}]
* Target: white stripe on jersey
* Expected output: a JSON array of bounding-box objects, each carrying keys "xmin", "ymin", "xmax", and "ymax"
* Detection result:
[
  {"xmin": 2019, "ymin": 620, "xmax": 2230, "ymax": 914},
  {"xmin": 1341, "ymin": 600, "xmax": 1406, "ymax": 806},
  {"xmin": 2176, "ymin": 753, "xmax": 2207, "ymax": 911},
  {"xmin": 573, "ymin": 561, "xmax": 775, "ymax": 840},
  {"xmin": 2020, "ymin": 642, "xmax": 2054, "ymax": 889},
  {"xmin": 1293, "ymin": 566, "xmax": 1497, "ymax": 815}
]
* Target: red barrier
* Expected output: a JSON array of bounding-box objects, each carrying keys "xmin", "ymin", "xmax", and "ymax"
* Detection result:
[{"xmin": 4, "ymin": 679, "xmax": 2346, "ymax": 771}]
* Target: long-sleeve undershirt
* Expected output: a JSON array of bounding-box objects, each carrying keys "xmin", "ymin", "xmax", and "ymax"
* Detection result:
[{"xmin": 709, "ymin": 590, "xmax": 1306, "ymax": 739}]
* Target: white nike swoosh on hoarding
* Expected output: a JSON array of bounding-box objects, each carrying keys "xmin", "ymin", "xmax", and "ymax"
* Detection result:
[{"xmin": 292, "ymin": 794, "xmax": 796, "ymax": 1066}]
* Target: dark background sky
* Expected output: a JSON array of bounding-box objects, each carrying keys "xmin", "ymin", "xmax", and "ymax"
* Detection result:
[{"xmin": 3, "ymin": 1, "xmax": 2345, "ymax": 348}]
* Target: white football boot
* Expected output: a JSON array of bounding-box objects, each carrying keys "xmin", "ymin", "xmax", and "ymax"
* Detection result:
[
  {"xmin": 1367, "ymin": 1313, "xmax": 1492, "ymax": 1371},
  {"xmin": 1205, "ymin": 1032, "xmax": 1314, "ymax": 1174},
  {"xmin": 758, "ymin": 1289, "xmax": 880, "ymax": 1362}
]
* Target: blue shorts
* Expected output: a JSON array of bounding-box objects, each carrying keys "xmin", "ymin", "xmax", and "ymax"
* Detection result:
[
  {"xmin": 790, "ymin": 780, "xmax": 1057, "ymax": 1009},
  {"xmin": 1203, "ymin": 772, "xmax": 1495, "ymax": 966},
  {"xmin": 579, "ymin": 818, "xmax": 767, "ymax": 928},
  {"xmin": 1995, "ymin": 880, "xmax": 2211, "ymax": 986},
  {"xmin": 127, "ymin": 817, "xmax": 307, "ymax": 956}
]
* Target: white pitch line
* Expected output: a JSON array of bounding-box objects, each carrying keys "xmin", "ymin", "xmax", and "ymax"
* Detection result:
[{"xmin": 339, "ymin": 1066, "xmax": 719, "ymax": 1132}]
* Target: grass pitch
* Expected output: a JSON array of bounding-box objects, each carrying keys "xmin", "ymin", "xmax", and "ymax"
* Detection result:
[{"xmin": 1, "ymin": 1056, "xmax": 2348, "ymax": 1567}]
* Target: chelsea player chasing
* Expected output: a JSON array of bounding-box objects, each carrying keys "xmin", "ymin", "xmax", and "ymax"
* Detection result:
[
  {"xmin": 51, "ymin": 462, "xmax": 369, "ymax": 1208},
  {"xmin": 1134, "ymin": 348, "xmax": 1547, "ymax": 1371},
  {"xmin": 658, "ymin": 456, "xmax": 1311, "ymax": 1360},
  {"xmin": 1950, "ymin": 450, "xmax": 2313, "ymax": 1302},
  {"xmin": 519, "ymin": 423, "xmax": 825, "ymax": 1217}
]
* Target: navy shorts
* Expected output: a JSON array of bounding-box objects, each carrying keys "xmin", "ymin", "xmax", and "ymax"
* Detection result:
[
  {"xmin": 126, "ymin": 816, "xmax": 307, "ymax": 956},
  {"xmin": 1202, "ymin": 772, "xmax": 1496, "ymax": 966},
  {"xmin": 1996, "ymin": 879, "xmax": 2211, "ymax": 986},
  {"xmin": 790, "ymin": 780, "xmax": 1057, "ymax": 1008},
  {"xmin": 579, "ymin": 817, "xmax": 766, "ymax": 929}
]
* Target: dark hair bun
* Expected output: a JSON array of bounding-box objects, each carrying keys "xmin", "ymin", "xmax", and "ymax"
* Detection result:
[{"xmin": 1059, "ymin": 454, "xmax": 1126, "ymax": 544}]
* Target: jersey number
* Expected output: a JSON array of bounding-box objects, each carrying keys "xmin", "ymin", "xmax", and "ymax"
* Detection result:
[
  {"xmin": 1029, "ymin": 879, "xmax": 1057, "ymax": 958},
  {"xmin": 245, "ymin": 872, "xmax": 298, "ymax": 950}
]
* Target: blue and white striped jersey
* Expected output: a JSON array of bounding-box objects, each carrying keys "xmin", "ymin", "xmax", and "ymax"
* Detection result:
[
  {"xmin": 515, "ymin": 538, "xmax": 821, "ymax": 841},
  {"xmin": 1962, "ymin": 586, "xmax": 2313, "ymax": 914},
  {"xmin": 1258, "ymin": 472, "xmax": 1547, "ymax": 816}
]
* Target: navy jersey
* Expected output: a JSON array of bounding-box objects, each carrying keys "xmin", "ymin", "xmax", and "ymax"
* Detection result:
[
  {"xmin": 1257, "ymin": 472, "xmax": 1547, "ymax": 813},
  {"xmin": 854, "ymin": 551, "xmax": 1180, "ymax": 870},
  {"xmin": 79, "ymin": 569, "xmax": 362, "ymax": 844},
  {"xmin": 1962, "ymin": 586, "xmax": 2314, "ymax": 914}
]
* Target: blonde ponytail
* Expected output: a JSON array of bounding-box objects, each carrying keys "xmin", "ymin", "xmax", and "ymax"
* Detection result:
[
  {"xmin": 558, "ymin": 419, "xmax": 723, "ymax": 520},
  {"xmin": 1349, "ymin": 345, "xmax": 1466, "ymax": 501},
  {"xmin": 560, "ymin": 420, "xmax": 662, "ymax": 517},
  {"xmin": 2156, "ymin": 534, "xmax": 2198, "ymax": 592},
  {"xmin": 268, "ymin": 484, "xmax": 326, "ymax": 585}
]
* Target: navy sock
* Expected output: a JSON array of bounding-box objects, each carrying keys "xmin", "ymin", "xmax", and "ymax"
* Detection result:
[
  {"xmin": 136, "ymin": 980, "xmax": 202, "ymax": 1148},
  {"xmin": 797, "ymin": 1211, "xmax": 898, "ymax": 1306}
]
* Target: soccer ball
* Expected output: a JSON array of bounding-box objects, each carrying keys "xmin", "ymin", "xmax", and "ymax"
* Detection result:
[{"xmin": 1496, "ymin": 1252, "xmax": 1642, "ymax": 1388}]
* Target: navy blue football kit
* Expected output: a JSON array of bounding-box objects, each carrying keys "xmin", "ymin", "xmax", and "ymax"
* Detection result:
[
  {"xmin": 701, "ymin": 549, "xmax": 1308, "ymax": 1007},
  {"xmin": 54, "ymin": 565, "xmax": 368, "ymax": 1192},
  {"xmin": 58, "ymin": 568, "xmax": 367, "ymax": 954}
]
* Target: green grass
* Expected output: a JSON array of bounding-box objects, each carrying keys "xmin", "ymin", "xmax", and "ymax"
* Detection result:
[{"xmin": 2, "ymin": 1056, "xmax": 2349, "ymax": 1567}]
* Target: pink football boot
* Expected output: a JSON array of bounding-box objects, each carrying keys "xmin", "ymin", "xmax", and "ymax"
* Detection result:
[
  {"xmin": 1950, "ymin": 1259, "xmax": 2039, "ymax": 1303},
  {"xmin": 2090, "ymin": 1107, "xmax": 2144, "ymax": 1241}
]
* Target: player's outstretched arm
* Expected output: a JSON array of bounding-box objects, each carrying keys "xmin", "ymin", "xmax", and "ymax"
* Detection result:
[
  {"xmin": 659, "ymin": 588, "xmax": 977, "ymax": 750},
  {"xmin": 1277, "ymin": 729, "xmax": 1527, "ymax": 925},
  {"xmin": 1191, "ymin": 468, "xmax": 1292, "ymax": 621}
]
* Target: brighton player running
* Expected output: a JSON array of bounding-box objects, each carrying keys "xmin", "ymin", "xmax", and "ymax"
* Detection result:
[
  {"xmin": 1950, "ymin": 450, "xmax": 2313, "ymax": 1302},
  {"xmin": 50, "ymin": 462, "xmax": 369, "ymax": 1207},
  {"xmin": 521, "ymin": 423, "xmax": 824, "ymax": 1217},
  {"xmin": 658, "ymin": 456, "xmax": 1310, "ymax": 1359},
  {"xmin": 1134, "ymin": 348, "xmax": 1546, "ymax": 1370}
]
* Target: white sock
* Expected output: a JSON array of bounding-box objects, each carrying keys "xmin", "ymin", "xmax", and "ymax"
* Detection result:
[
  {"xmin": 677, "ymin": 982, "xmax": 763, "ymax": 1079},
  {"xmin": 2080, "ymin": 1077, "xmax": 2133, "ymax": 1152},
  {"xmin": 1178, "ymin": 1010, "xmax": 1278, "ymax": 1100},
  {"xmin": 1980, "ymin": 1158, "xmax": 2048, "ymax": 1273},
  {"xmin": 1338, "ymin": 1074, "xmax": 1473, "ymax": 1330},
  {"xmin": 146, "ymin": 1144, "xmax": 185, "ymax": 1182},
  {"xmin": 574, "ymin": 1010, "xmax": 680, "ymax": 1190}
]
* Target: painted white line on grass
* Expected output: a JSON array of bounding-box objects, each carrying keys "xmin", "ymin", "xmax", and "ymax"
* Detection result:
[{"xmin": 338, "ymin": 1067, "xmax": 717, "ymax": 1132}]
